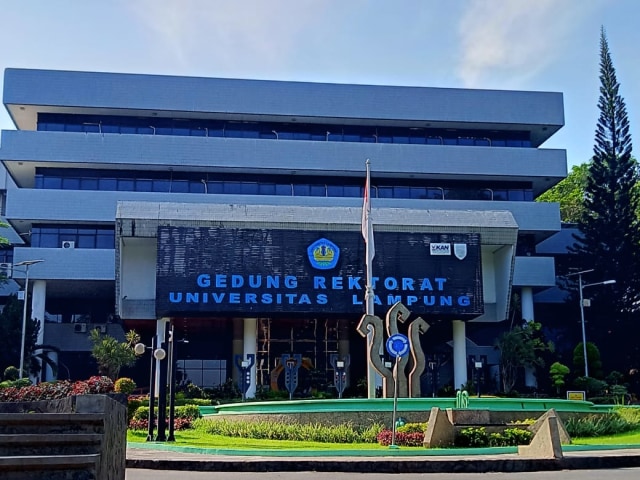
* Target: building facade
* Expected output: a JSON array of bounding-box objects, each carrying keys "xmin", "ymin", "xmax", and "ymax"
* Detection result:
[{"xmin": 0, "ymin": 68, "xmax": 566, "ymax": 396}]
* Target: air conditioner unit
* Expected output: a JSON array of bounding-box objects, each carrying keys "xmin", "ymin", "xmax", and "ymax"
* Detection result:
[
  {"xmin": 97, "ymin": 325, "xmax": 107, "ymax": 334},
  {"xmin": 61, "ymin": 241, "xmax": 75, "ymax": 249},
  {"xmin": 74, "ymin": 323, "xmax": 87, "ymax": 333},
  {"xmin": 0, "ymin": 262, "xmax": 12, "ymax": 278}
]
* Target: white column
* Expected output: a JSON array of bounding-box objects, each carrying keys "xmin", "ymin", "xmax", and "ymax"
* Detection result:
[
  {"xmin": 521, "ymin": 287, "xmax": 534, "ymax": 322},
  {"xmin": 32, "ymin": 281, "xmax": 47, "ymax": 345},
  {"xmin": 521, "ymin": 287, "xmax": 537, "ymax": 388},
  {"xmin": 154, "ymin": 318, "xmax": 169, "ymax": 396},
  {"xmin": 243, "ymin": 318, "xmax": 257, "ymax": 399},
  {"xmin": 31, "ymin": 281, "xmax": 48, "ymax": 381},
  {"xmin": 452, "ymin": 320, "xmax": 468, "ymax": 391}
]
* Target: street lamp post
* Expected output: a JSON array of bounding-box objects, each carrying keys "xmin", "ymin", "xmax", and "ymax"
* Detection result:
[
  {"xmin": 569, "ymin": 269, "xmax": 616, "ymax": 378},
  {"xmin": 134, "ymin": 338, "xmax": 166, "ymax": 442},
  {"xmin": 15, "ymin": 259, "xmax": 45, "ymax": 379}
]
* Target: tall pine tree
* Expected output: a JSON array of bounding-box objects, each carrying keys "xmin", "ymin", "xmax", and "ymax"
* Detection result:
[{"xmin": 572, "ymin": 28, "xmax": 640, "ymax": 372}]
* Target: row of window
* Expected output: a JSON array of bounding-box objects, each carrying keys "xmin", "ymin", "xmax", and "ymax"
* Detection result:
[
  {"xmin": 30, "ymin": 226, "xmax": 115, "ymax": 249},
  {"xmin": 37, "ymin": 113, "xmax": 534, "ymax": 148},
  {"xmin": 34, "ymin": 174, "xmax": 533, "ymax": 202}
]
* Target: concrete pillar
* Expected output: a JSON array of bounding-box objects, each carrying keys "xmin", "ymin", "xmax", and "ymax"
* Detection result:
[
  {"xmin": 231, "ymin": 318, "xmax": 244, "ymax": 386},
  {"xmin": 452, "ymin": 320, "xmax": 468, "ymax": 390},
  {"xmin": 31, "ymin": 281, "xmax": 48, "ymax": 381},
  {"xmin": 243, "ymin": 318, "xmax": 257, "ymax": 399},
  {"xmin": 521, "ymin": 287, "xmax": 534, "ymax": 322},
  {"xmin": 521, "ymin": 287, "xmax": 537, "ymax": 388},
  {"xmin": 32, "ymin": 281, "xmax": 47, "ymax": 345},
  {"xmin": 154, "ymin": 318, "xmax": 169, "ymax": 396}
]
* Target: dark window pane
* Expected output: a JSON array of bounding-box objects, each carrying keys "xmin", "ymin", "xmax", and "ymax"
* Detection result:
[
  {"xmin": 508, "ymin": 189, "xmax": 525, "ymax": 201},
  {"xmin": 77, "ymin": 235, "xmax": 96, "ymax": 248},
  {"xmin": 309, "ymin": 185, "xmax": 326, "ymax": 197},
  {"xmin": 224, "ymin": 182, "xmax": 242, "ymax": 194},
  {"xmin": 377, "ymin": 186, "xmax": 393, "ymax": 198},
  {"xmin": 493, "ymin": 189, "xmax": 508, "ymax": 201},
  {"xmin": 136, "ymin": 179, "xmax": 153, "ymax": 192},
  {"xmin": 171, "ymin": 180, "xmax": 189, "ymax": 193},
  {"xmin": 43, "ymin": 177, "xmax": 62, "ymax": 189},
  {"xmin": 410, "ymin": 187, "xmax": 427, "ymax": 199},
  {"xmin": 62, "ymin": 178, "xmax": 81, "ymax": 190},
  {"xmin": 118, "ymin": 179, "xmax": 135, "ymax": 191},
  {"xmin": 99, "ymin": 178, "xmax": 117, "ymax": 190},
  {"xmin": 293, "ymin": 184, "xmax": 311, "ymax": 196},
  {"xmin": 80, "ymin": 178, "xmax": 99, "ymax": 190},
  {"xmin": 327, "ymin": 185, "xmax": 343, "ymax": 197},
  {"xmin": 258, "ymin": 183, "xmax": 276, "ymax": 195},
  {"xmin": 209, "ymin": 181, "xmax": 224, "ymax": 194},
  {"xmin": 153, "ymin": 179, "xmax": 171, "ymax": 192},
  {"xmin": 275, "ymin": 184, "xmax": 292, "ymax": 195},
  {"xmin": 343, "ymin": 185, "xmax": 361, "ymax": 197},
  {"xmin": 427, "ymin": 188, "xmax": 444, "ymax": 199},
  {"xmin": 96, "ymin": 233, "xmax": 115, "ymax": 249},
  {"xmin": 394, "ymin": 186, "xmax": 410, "ymax": 198},
  {"xmin": 240, "ymin": 183, "xmax": 258, "ymax": 194},
  {"xmin": 41, "ymin": 234, "xmax": 60, "ymax": 248}
]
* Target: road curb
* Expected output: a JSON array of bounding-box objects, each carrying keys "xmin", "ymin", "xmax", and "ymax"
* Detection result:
[{"xmin": 126, "ymin": 453, "xmax": 640, "ymax": 473}]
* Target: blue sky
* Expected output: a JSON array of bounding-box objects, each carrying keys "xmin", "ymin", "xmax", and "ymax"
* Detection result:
[{"xmin": 1, "ymin": 0, "xmax": 639, "ymax": 168}]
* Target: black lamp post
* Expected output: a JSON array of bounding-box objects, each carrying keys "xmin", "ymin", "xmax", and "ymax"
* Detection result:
[
  {"xmin": 135, "ymin": 337, "xmax": 166, "ymax": 442},
  {"xmin": 155, "ymin": 329, "xmax": 169, "ymax": 442},
  {"xmin": 167, "ymin": 323, "xmax": 189, "ymax": 442}
]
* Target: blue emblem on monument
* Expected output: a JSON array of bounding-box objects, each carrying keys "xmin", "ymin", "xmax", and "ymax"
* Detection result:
[{"xmin": 307, "ymin": 238, "xmax": 340, "ymax": 270}]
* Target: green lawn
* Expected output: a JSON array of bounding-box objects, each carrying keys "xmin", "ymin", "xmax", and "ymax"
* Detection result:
[
  {"xmin": 127, "ymin": 429, "xmax": 389, "ymax": 451},
  {"xmin": 573, "ymin": 428, "xmax": 640, "ymax": 445}
]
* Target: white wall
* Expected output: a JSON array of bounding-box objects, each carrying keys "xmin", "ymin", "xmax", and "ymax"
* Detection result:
[{"xmin": 121, "ymin": 239, "xmax": 156, "ymax": 300}]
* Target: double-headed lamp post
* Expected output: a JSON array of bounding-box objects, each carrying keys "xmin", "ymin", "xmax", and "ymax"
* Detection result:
[
  {"xmin": 569, "ymin": 269, "xmax": 616, "ymax": 378},
  {"xmin": 15, "ymin": 259, "xmax": 45, "ymax": 379}
]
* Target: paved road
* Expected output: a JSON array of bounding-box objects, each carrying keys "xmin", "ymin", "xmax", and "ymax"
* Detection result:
[{"xmin": 127, "ymin": 468, "xmax": 640, "ymax": 480}]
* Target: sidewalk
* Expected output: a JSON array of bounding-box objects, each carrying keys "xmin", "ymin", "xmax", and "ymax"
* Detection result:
[{"xmin": 126, "ymin": 443, "xmax": 640, "ymax": 473}]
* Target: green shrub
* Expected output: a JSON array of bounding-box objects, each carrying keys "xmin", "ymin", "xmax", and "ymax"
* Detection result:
[
  {"xmin": 0, "ymin": 378, "xmax": 32, "ymax": 389},
  {"xmin": 455, "ymin": 427, "xmax": 488, "ymax": 447},
  {"xmin": 114, "ymin": 377, "xmax": 137, "ymax": 395},
  {"xmin": 615, "ymin": 406, "xmax": 640, "ymax": 425},
  {"xmin": 194, "ymin": 418, "xmax": 382, "ymax": 444},
  {"xmin": 3, "ymin": 366, "xmax": 19, "ymax": 381},
  {"xmin": 174, "ymin": 397, "xmax": 212, "ymax": 407},
  {"xmin": 488, "ymin": 428, "xmax": 533, "ymax": 446},
  {"xmin": 132, "ymin": 404, "xmax": 202, "ymax": 422},
  {"xmin": 127, "ymin": 398, "xmax": 143, "ymax": 422},
  {"xmin": 565, "ymin": 412, "xmax": 637, "ymax": 437},
  {"xmin": 396, "ymin": 422, "xmax": 427, "ymax": 434}
]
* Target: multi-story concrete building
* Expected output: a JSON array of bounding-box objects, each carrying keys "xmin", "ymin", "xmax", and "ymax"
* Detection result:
[{"xmin": 0, "ymin": 68, "xmax": 565, "ymax": 396}]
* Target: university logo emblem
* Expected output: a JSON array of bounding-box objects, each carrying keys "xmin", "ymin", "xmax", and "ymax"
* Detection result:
[
  {"xmin": 307, "ymin": 238, "xmax": 340, "ymax": 270},
  {"xmin": 454, "ymin": 243, "xmax": 467, "ymax": 260}
]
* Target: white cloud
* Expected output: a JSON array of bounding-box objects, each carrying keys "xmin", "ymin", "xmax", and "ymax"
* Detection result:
[
  {"xmin": 125, "ymin": 0, "xmax": 324, "ymax": 74},
  {"xmin": 456, "ymin": 0, "xmax": 602, "ymax": 88}
]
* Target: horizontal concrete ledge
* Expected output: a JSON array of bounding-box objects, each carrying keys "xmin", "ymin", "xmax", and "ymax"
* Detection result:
[
  {"xmin": 126, "ymin": 453, "xmax": 640, "ymax": 473},
  {"xmin": 0, "ymin": 413, "xmax": 104, "ymax": 425},
  {"xmin": 0, "ymin": 434, "xmax": 103, "ymax": 445},
  {"xmin": 0, "ymin": 454, "xmax": 99, "ymax": 470}
]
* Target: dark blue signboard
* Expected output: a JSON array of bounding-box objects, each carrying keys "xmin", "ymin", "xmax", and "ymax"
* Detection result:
[{"xmin": 156, "ymin": 227, "xmax": 483, "ymax": 317}]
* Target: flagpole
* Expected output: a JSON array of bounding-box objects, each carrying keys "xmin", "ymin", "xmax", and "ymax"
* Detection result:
[{"xmin": 363, "ymin": 159, "xmax": 377, "ymax": 399}]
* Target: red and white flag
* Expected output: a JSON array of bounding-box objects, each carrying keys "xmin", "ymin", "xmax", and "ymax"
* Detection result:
[{"xmin": 361, "ymin": 160, "xmax": 375, "ymax": 261}]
